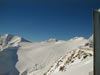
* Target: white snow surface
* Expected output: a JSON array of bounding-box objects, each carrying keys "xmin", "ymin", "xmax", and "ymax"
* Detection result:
[{"xmin": 0, "ymin": 34, "xmax": 93, "ymax": 75}]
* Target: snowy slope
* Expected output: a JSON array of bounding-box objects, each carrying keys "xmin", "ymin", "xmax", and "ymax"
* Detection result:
[
  {"xmin": 0, "ymin": 34, "xmax": 93, "ymax": 75},
  {"xmin": 44, "ymin": 46, "xmax": 93, "ymax": 75}
]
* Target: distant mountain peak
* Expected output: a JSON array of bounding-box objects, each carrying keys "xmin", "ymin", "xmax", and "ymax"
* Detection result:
[
  {"xmin": 88, "ymin": 35, "xmax": 93, "ymax": 47},
  {"xmin": 89, "ymin": 35, "xmax": 93, "ymax": 41},
  {"xmin": 0, "ymin": 34, "xmax": 30, "ymax": 42},
  {"xmin": 4, "ymin": 33, "xmax": 14, "ymax": 36},
  {"xmin": 70, "ymin": 37, "xmax": 86, "ymax": 41},
  {"xmin": 47, "ymin": 38, "xmax": 58, "ymax": 42},
  {"xmin": 48, "ymin": 38, "xmax": 57, "ymax": 41},
  {"xmin": 0, "ymin": 34, "xmax": 31, "ymax": 50}
]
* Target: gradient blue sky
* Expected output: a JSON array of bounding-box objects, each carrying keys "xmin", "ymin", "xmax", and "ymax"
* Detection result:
[{"xmin": 0, "ymin": 0, "xmax": 100, "ymax": 42}]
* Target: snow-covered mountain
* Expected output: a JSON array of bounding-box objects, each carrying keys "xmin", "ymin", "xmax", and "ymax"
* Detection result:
[
  {"xmin": 0, "ymin": 34, "xmax": 93, "ymax": 75},
  {"xmin": 88, "ymin": 35, "xmax": 93, "ymax": 48},
  {"xmin": 0, "ymin": 34, "xmax": 30, "ymax": 51}
]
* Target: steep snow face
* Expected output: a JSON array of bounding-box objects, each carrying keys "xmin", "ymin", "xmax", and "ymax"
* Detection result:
[
  {"xmin": 0, "ymin": 34, "xmax": 30, "ymax": 51},
  {"xmin": 0, "ymin": 47, "xmax": 19, "ymax": 75},
  {"xmin": 88, "ymin": 35, "xmax": 93, "ymax": 48}
]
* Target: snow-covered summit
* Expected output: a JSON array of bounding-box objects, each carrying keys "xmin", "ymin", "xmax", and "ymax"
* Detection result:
[
  {"xmin": 69, "ymin": 37, "xmax": 86, "ymax": 41},
  {"xmin": 47, "ymin": 38, "xmax": 58, "ymax": 42},
  {"xmin": 83, "ymin": 35, "xmax": 93, "ymax": 48},
  {"xmin": 0, "ymin": 34, "xmax": 30, "ymax": 51},
  {"xmin": 88, "ymin": 35, "xmax": 93, "ymax": 47}
]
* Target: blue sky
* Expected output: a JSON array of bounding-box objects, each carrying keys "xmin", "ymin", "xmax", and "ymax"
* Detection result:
[{"xmin": 0, "ymin": 0, "xmax": 100, "ymax": 42}]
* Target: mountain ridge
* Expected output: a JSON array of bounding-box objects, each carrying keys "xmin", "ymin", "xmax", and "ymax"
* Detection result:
[{"xmin": 0, "ymin": 34, "xmax": 93, "ymax": 75}]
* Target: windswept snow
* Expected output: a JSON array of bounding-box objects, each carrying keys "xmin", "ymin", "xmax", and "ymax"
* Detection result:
[{"xmin": 0, "ymin": 34, "xmax": 93, "ymax": 75}]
